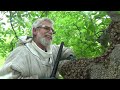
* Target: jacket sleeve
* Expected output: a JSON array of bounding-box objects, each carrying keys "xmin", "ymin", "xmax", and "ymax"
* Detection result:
[
  {"xmin": 61, "ymin": 46, "xmax": 75, "ymax": 60},
  {"xmin": 0, "ymin": 46, "xmax": 38, "ymax": 79},
  {"xmin": 52, "ymin": 44, "xmax": 75, "ymax": 78},
  {"xmin": 0, "ymin": 62, "xmax": 21, "ymax": 79},
  {"xmin": 52, "ymin": 44, "xmax": 75, "ymax": 60},
  {"xmin": 0, "ymin": 69, "xmax": 38, "ymax": 79}
]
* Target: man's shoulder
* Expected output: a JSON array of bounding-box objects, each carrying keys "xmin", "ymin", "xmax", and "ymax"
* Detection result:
[
  {"xmin": 51, "ymin": 44, "xmax": 60, "ymax": 48},
  {"xmin": 14, "ymin": 45, "xmax": 27, "ymax": 51},
  {"xmin": 51, "ymin": 44, "xmax": 60, "ymax": 54},
  {"xmin": 10, "ymin": 45, "xmax": 28, "ymax": 55},
  {"xmin": 4, "ymin": 45, "xmax": 29, "ymax": 64}
]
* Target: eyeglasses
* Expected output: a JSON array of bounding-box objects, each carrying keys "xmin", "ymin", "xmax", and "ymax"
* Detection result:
[{"xmin": 36, "ymin": 25, "xmax": 56, "ymax": 34}]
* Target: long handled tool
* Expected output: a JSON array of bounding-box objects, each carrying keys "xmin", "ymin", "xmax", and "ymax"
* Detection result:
[{"xmin": 50, "ymin": 42, "xmax": 64, "ymax": 78}]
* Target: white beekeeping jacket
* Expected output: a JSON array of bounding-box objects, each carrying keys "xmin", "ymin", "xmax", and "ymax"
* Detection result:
[{"xmin": 0, "ymin": 36, "xmax": 74, "ymax": 79}]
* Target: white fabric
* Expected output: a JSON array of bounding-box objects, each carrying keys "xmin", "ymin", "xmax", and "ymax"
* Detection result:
[
  {"xmin": 0, "ymin": 37, "xmax": 73, "ymax": 79},
  {"xmin": 26, "ymin": 41, "xmax": 53, "ymax": 65}
]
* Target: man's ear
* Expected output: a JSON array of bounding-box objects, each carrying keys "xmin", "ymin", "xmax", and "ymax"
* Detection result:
[{"xmin": 32, "ymin": 28, "xmax": 37, "ymax": 36}]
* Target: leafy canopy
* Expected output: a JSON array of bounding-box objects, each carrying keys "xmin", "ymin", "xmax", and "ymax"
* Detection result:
[{"xmin": 0, "ymin": 11, "xmax": 111, "ymax": 65}]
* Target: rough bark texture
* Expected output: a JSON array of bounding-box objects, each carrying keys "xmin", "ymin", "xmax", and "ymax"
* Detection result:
[{"xmin": 59, "ymin": 11, "xmax": 120, "ymax": 79}]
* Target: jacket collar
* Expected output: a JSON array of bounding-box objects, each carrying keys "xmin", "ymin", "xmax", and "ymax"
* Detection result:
[{"xmin": 26, "ymin": 41, "xmax": 52, "ymax": 59}]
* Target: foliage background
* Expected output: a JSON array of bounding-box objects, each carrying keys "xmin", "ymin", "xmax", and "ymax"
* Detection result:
[{"xmin": 0, "ymin": 11, "xmax": 111, "ymax": 66}]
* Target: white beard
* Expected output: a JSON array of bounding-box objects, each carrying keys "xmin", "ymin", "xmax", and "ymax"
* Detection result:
[
  {"xmin": 39, "ymin": 37, "xmax": 51, "ymax": 47},
  {"xmin": 39, "ymin": 33, "xmax": 51, "ymax": 48}
]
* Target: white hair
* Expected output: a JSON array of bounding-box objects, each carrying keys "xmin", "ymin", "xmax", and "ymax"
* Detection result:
[
  {"xmin": 32, "ymin": 17, "xmax": 54, "ymax": 29},
  {"xmin": 31, "ymin": 17, "xmax": 54, "ymax": 37}
]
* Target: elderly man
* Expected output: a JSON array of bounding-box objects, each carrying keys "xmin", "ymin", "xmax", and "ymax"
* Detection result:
[{"xmin": 0, "ymin": 17, "xmax": 75, "ymax": 79}]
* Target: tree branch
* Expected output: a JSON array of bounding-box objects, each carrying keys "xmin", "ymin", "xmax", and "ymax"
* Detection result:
[
  {"xmin": 106, "ymin": 11, "xmax": 120, "ymax": 22},
  {"xmin": 9, "ymin": 11, "xmax": 18, "ymax": 39}
]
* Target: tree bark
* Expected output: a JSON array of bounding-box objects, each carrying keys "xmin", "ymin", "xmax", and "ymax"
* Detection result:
[{"xmin": 59, "ymin": 11, "xmax": 120, "ymax": 79}]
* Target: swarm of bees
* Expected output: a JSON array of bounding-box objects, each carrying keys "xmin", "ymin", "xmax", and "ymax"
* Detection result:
[
  {"xmin": 59, "ymin": 58, "xmax": 92, "ymax": 79},
  {"xmin": 59, "ymin": 11, "xmax": 120, "ymax": 79}
]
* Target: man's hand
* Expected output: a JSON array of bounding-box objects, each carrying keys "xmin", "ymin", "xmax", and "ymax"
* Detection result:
[{"xmin": 66, "ymin": 55, "xmax": 76, "ymax": 61}]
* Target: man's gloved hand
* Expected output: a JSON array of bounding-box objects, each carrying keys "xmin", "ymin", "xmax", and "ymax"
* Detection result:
[{"xmin": 66, "ymin": 55, "xmax": 76, "ymax": 61}]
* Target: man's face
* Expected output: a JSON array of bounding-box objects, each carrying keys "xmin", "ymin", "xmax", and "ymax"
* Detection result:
[{"xmin": 35, "ymin": 21, "xmax": 54, "ymax": 47}]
